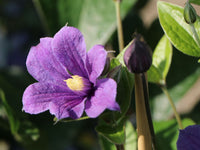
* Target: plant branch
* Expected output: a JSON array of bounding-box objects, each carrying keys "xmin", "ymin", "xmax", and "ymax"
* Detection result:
[
  {"xmin": 114, "ymin": 0, "xmax": 124, "ymax": 52},
  {"xmin": 161, "ymin": 86, "xmax": 183, "ymax": 129}
]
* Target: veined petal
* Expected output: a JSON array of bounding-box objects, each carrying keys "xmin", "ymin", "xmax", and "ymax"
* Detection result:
[
  {"xmin": 177, "ymin": 125, "xmax": 200, "ymax": 150},
  {"xmin": 85, "ymin": 78, "xmax": 120, "ymax": 118},
  {"xmin": 86, "ymin": 45, "xmax": 107, "ymax": 83},
  {"xmin": 52, "ymin": 26, "xmax": 88, "ymax": 77},
  {"xmin": 22, "ymin": 82, "xmax": 79, "ymax": 115},
  {"xmin": 49, "ymin": 98, "xmax": 86, "ymax": 120},
  {"xmin": 26, "ymin": 37, "xmax": 69, "ymax": 82}
]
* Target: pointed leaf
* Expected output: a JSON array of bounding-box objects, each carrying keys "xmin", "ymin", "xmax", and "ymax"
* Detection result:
[
  {"xmin": 157, "ymin": 1, "xmax": 200, "ymax": 57},
  {"xmin": 148, "ymin": 35, "xmax": 172, "ymax": 84}
]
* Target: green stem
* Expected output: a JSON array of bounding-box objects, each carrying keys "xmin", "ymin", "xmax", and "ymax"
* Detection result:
[
  {"xmin": 114, "ymin": 0, "xmax": 124, "ymax": 52},
  {"xmin": 190, "ymin": 24, "xmax": 200, "ymax": 48},
  {"xmin": 32, "ymin": 0, "xmax": 50, "ymax": 36},
  {"xmin": 161, "ymin": 86, "xmax": 183, "ymax": 129}
]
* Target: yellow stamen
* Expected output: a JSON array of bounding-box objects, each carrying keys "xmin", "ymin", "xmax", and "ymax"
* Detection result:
[{"xmin": 64, "ymin": 75, "xmax": 84, "ymax": 91}]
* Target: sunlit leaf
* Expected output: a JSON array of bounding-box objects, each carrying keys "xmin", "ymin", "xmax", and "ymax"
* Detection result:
[
  {"xmin": 124, "ymin": 121, "xmax": 137, "ymax": 150},
  {"xmin": 148, "ymin": 35, "xmax": 172, "ymax": 84},
  {"xmin": 157, "ymin": 1, "xmax": 200, "ymax": 57}
]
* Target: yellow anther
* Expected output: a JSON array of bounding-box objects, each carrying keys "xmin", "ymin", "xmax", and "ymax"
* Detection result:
[{"xmin": 64, "ymin": 75, "xmax": 84, "ymax": 91}]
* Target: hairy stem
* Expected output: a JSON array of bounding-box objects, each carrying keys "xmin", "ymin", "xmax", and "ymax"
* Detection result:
[
  {"xmin": 114, "ymin": 0, "xmax": 124, "ymax": 52},
  {"xmin": 141, "ymin": 73, "xmax": 156, "ymax": 150},
  {"xmin": 135, "ymin": 74, "xmax": 152, "ymax": 150}
]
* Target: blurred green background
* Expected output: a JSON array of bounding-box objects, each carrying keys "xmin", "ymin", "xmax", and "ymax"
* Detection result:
[{"xmin": 0, "ymin": 0, "xmax": 200, "ymax": 150}]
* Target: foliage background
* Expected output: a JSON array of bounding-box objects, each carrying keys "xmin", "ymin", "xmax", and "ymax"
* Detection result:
[{"xmin": 0, "ymin": 0, "xmax": 200, "ymax": 150}]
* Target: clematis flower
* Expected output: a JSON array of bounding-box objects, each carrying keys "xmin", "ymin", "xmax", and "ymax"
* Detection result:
[
  {"xmin": 22, "ymin": 26, "xmax": 120, "ymax": 120},
  {"xmin": 177, "ymin": 125, "xmax": 200, "ymax": 150}
]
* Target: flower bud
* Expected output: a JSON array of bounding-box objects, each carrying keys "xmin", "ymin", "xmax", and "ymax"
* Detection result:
[
  {"xmin": 184, "ymin": 2, "xmax": 197, "ymax": 24},
  {"xmin": 123, "ymin": 35, "xmax": 152, "ymax": 73}
]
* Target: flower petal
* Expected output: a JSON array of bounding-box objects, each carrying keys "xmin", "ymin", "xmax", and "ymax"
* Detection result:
[
  {"xmin": 26, "ymin": 37, "xmax": 69, "ymax": 82},
  {"xmin": 22, "ymin": 82, "xmax": 79, "ymax": 115},
  {"xmin": 52, "ymin": 26, "xmax": 88, "ymax": 77},
  {"xmin": 177, "ymin": 125, "xmax": 200, "ymax": 150},
  {"xmin": 85, "ymin": 78, "xmax": 120, "ymax": 118},
  {"xmin": 49, "ymin": 98, "xmax": 86, "ymax": 119},
  {"xmin": 86, "ymin": 45, "xmax": 107, "ymax": 83}
]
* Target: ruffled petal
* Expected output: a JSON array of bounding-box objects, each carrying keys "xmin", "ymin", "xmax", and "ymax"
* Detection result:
[
  {"xmin": 22, "ymin": 82, "xmax": 79, "ymax": 115},
  {"xmin": 49, "ymin": 98, "xmax": 86, "ymax": 119},
  {"xmin": 52, "ymin": 26, "xmax": 88, "ymax": 77},
  {"xmin": 86, "ymin": 45, "xmax": 107, "ymax": 83},
  {"xmin": 26, "ymin": 37, "xmax": 69, "ymax": 82},
  {"xmin": 85, "ymin": 78, "xmax": 120, "ymax": 118}
]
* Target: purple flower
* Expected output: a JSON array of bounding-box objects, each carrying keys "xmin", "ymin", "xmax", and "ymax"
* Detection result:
[
  {"xmin": 177, "ymin": 125, "xmax": 200, "ymax": 150},
  {"xmin": 22, "ymin": 26, "xmax": 120, "ymax": 120}
]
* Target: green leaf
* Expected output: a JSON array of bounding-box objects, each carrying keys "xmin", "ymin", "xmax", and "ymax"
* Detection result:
[
  {"xmin": 96, "ymin": 117, "xmax": 126, "ymax": 144},
  {"xmin": 147, "ymin": 65, "xmax": 163, "ymax": 84},
  {"xmin": 154, "ymin": 118, "xmax": 195, "ymax": 150},
  {"xmin": 189, "ymin": 0, "xmax": 200, "ymax": 5},
  {"xmin": 42, "ymin": 0, "xmax": 137, "ymax": 49},
  {"xmin": 99, "ymin": 135, "xmax": 117, "ymax": 150},
  {"xmin": 152, "ymin": 68, "xmax": 200, "ymax": 120},
  {"xmin": 157, "ymin": 1, "xmax": 200, "ymax": 57},
  {"xmin": 124, "ymin": 121, "xmax": 137, "ymax": 150},
  {"xmin": 110, "ymin": 58, "xmax": 134, "ymax": 118},
  {"xmin": 0, "ymin": 89, "xmax": 20, "ymax": 135},
  {"xmin": 148, "ymin": 35, "xmax": 172, "ymax": 84},
  {"xmin": 96, "ymin": 58, "xmax": 134, "ymax": 145},
  {"xmin": 98, "ymin": 120, "xmax": 137, "ymax": 150},
  {"xmin": 78, "ymin": 0, "xmax": 136, "ymax": 49},
  {"xmin": 153, "ymin": 35, "xmax": 172, "ymax": 80}
]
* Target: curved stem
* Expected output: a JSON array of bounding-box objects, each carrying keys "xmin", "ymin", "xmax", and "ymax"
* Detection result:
[
  {"xmin": 114, "ymin": 0, "xmax": 124, "ymax": 52},
  {"xmin": 161, "ymin": 86, "xmax": 183, "ymax": 129},
  {"xmin": 32, "ymin": 0, "xmax": 50, "ymax": 36},
  {"xmin": 190, "ymin": 24, "xmax": 200, "ymax": 48}
]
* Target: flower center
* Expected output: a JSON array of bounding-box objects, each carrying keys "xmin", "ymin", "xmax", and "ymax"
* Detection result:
[{"xmin": 64, "ymin": 75, "xmax": 84, "ymax": 91}]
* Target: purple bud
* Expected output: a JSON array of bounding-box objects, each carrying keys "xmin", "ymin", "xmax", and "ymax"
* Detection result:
[
  {"xmin": 123, "ymin": 35, "xmax": 152, "ymax": 73},
  {"xmin": 177, "ymin": 125, "xmax": 200, "ymax": 150}
]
